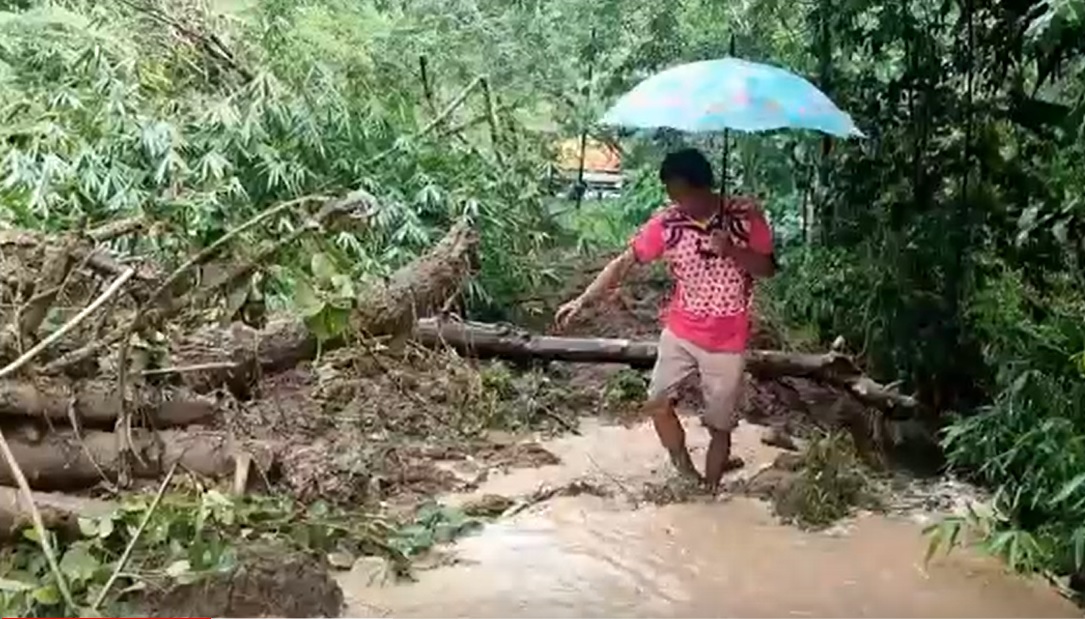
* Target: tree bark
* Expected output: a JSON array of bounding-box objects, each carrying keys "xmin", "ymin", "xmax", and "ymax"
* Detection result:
[
  {"xmin": 412, "ymin": 318, "xmax": 919, "ymax": 417},
  {"xmin": 0, "ymin": 486, "xmax": 115, "ymax": 539},
  {"xmin": 163, "ymin": 221, "xmax": 477, "ymax": 396},
  {"xmin": 0, "ymin": 429, "xmax": 276, "ymax": 491},
  {"xmin": 0, "ymin": 377, "xmax": 216, "ymax": 427}
]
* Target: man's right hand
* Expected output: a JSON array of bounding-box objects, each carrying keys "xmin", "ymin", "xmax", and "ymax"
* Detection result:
[{"xmin": 553, "ymin": 297, "xmax": 585, "ymax": 331}]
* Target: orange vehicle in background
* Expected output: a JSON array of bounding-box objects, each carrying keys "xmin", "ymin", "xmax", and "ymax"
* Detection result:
[{"xmin": 550, "ymin": 137, "xmax": 624, "ymax": 199}]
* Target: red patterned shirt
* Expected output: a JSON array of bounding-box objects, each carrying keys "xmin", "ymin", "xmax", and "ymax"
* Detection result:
[{"xmin": 630, "ymin": 197, "xmax": 774, "ymax": 352}]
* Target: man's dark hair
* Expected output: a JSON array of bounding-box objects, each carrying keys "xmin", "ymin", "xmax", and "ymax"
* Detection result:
[{"xmin": 659, "ymin": 148, "xmax": 714, "ymax": 188}]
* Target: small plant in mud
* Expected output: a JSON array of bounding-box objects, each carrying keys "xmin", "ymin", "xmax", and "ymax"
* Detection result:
[
  {"xmin": 771, "ymin": 431, "xmax": 879, "ymax": 530},
  {"xmin": 389, "ymin": 501, "xmax": 483, "ymax": 558},
  {"xmin": 603, "ymin": 369, "xmax": 648, "ymax": 409},
  {"xmin": 0, "ymin": 485, "xmax": 472, "ymax": 617},
  {"xmin": 294, "ymin": 252, "xmax": 359, "ymax": 352},
  {"xmin": 473, "ymin": 361, "xmax": 582, "ymax": 434}
]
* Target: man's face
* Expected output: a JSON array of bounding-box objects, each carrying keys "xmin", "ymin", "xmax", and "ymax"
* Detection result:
[{"xmin": 664, "ymin": 178, "xmax": 692, "ymax": 205}]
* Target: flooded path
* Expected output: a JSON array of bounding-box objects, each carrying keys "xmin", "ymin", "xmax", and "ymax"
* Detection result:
[{"xmin": 341, "ymin": 418, "xmax": 1081, "ymax": 618}]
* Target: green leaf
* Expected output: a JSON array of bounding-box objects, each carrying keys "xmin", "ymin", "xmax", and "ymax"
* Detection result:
[
  {"xmin": 294, "ymin": 279, "xmax": 326, "ymax": 319},
  {"xmin": 97, "ymin": 516, "xmax": 114, "ymax": 540},
  {"xmin": 77, "ymin": 517, "xmax": 98, "ymax": 537},
  {"xmin": 331, "ymin": 273, "xmax": 355, "ymax": 299},
  {"xmin": 165, "ymin": 559, "xmax": 191, "ymax": 578},
  {"xmin": 1072, "ymin": 528, "xmax": 1085, "ymax": 570},
  {"xmin": 311, "ymin": 252, "xmax": 338, "ymax": 283},
  {"xmin": 21, "ymin": 528, "xmax": 40, "ymax": 542},
  {"xmin": 60, "ymin": 543, "xmax": 100, "ymax": 582},
  {"xmin": 31, "ymin": 584, "xmax": 60, "ymax": 606},
  {"xmin": 308, "ymin": 304, "xmax": 350, "ymax": 342},
  {"xmin": 1052, "ymin": 472, "xmax": 1085, "ymax": 504}
]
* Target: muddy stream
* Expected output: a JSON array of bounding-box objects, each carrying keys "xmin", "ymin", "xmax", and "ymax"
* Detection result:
[{"xmin": 340, "ymin": 417, "xmax": 1081, "ymax": 618}]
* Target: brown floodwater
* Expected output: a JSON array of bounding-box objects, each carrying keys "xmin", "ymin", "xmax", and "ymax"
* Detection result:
[{"xmin": 340, "ymin": 418, "xmax": 1081, "ymax": 618}]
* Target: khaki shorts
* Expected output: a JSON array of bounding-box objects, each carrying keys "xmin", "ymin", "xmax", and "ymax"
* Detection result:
[{"xmin": 648, "ymin": 329, "xmax": 745, "ymax": 432}]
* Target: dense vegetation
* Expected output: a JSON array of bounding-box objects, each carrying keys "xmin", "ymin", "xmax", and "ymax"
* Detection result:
[{"xmin": 1, "ymin": 0, "xmax": 1084, "ymax": 603}]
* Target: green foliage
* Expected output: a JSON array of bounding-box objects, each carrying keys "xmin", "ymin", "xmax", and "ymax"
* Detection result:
[
  {"xmin": 473, "ymin": 361, "xmax": 586, "ymax": 432},
  {"xmin": 294, "ymin": 251, "xmax": 356, "ymax": 344},
  {"xmin": 0, "ymin": 487, "xmax": 414, "ymax": 617},
  {"xmin": 0, "ymin": 0, "xmax": 567, "ymax": 318},
  {"xmin": 772, "ymin": 432, "xmax": 877, "ymax": 530},
  {"xmin": 602, "ymin": 368, "xmax": 647, "ymax": 407},
  {"xmin": 389, "ymin": 500, "xmax": 482, "ymax": 558},
  {"xmin": 927, "ymin": 264, "xmax": 1085, "ymax": 578}
]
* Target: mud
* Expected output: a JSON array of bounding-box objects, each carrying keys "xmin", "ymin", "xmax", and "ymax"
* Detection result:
[
  {"xmin": 140, "ymin": 543, "xmax": 343, "ymax": 618},
  {"xmin": 338, "ymin": 416, "xmax": 1080, "ymax": 618}
]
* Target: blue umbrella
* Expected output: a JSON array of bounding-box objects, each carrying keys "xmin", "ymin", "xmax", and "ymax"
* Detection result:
[{"xmin": 601, "ymin": 57, "xmax": 863, "ymax": 138}]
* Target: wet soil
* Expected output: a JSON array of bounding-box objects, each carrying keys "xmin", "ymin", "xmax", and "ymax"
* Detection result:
[
  {"xmin": 139, "ymin": 543, "xmax": 343, "ymax": 618},
  {"xmin": 338, "ymin": 416, "xmax": 1080, "ymax": 618}
]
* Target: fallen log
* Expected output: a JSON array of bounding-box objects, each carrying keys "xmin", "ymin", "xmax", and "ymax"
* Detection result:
[
  {"xmin": 0, "ymin": 377, "xmax": 216, "ymax": 427},
  {"xmin": 144, "ymin": 221, "xmax": 478, "ymax": 396},
  {"xmin": 0, "ymin": 429, "xmax": 276, "ymax": 491},
  {"xmin": 0, "ymin": 221, "xmax": 474, "ymax": 422},
  {"xmin": 0, "ymin": 486, "xmax": 115, "ymax": 539},
  {"xmin": 412, "ymin": 318, "xmax": 920, "ymax": 418}
]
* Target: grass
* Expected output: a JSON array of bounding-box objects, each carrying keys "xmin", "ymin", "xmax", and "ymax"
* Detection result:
[{"xmin": 772, "ymin": 431, "xmax": 879, "ymax": 530}]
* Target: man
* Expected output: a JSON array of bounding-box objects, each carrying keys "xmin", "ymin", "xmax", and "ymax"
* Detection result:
[{"xmin": 554, "ymin": 148, "xmax": 776, "ymax": 492}]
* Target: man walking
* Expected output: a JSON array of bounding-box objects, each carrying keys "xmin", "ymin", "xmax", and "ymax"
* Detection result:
[{"xmin": 554, "ymin": 148, "xmax": 776, "ymax": 492}]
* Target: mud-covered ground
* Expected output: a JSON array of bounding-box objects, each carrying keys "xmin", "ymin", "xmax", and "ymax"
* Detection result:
[
  {"xmin": 223, "ymin": 251, "xmax": 884, "ymax": 512},
  {"xmin": 130, "ymin": 250, "xmax": 951, "ymax": 617},
  {"xmin": 201, "ymin": 248, "xmax": 936, "ymax": 516}
]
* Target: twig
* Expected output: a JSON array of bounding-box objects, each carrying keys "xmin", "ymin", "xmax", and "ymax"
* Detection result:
[
  {"xmin": 92, "ymin": 459, "xmax": 180, "ymax": 610},
  {"xmin": 436, "ymin": 97, "xmax": 526, "ymax": 140},
  {"xmin": 170, "ymin": 190, "xmax": 368, "ymax": 315},
  {"xmin": 537, "ymin": 407, "xmax": 580, "ymax": 435},
  {"xmin": 418, "ymin": 55, "xmax": 437, "ymax": 114},
  {"xmin": 148, "ymin": 194, "xmax": 330, "ymax": 305},
  {"xmin": 0, "ymin": 427, "xmax": 77, "ymax": 611},
  {"xmin": 116, "ymin": 0, "xmax": 252, "ymax": 82},
  {"xmin": 141, "ymin": 361, "xmax": 239, "ymax": 377},
  {"xmin": 16, "ymin": 235, "xmax": 99, "ymax": 345},
  {"xmin": 479, "ymin": 76, "xmax": 504, "ymax": 164},
  {"xmin": 0, "ymin": 268, "xmax": 135, "ymax": 381},
  {"xmin": 366, "ymin": 76, "xmax": 484, "ymax": 167},
  {"xmin": 114, "ymin": 195, "xmax": 326, "ymax": 469},
  {"xmin": 88, "ymin": 217, "xmax": 145, "ymax": 243},
  {"xmin": 65, "ymin": 384, "xmax": 119, "ymax": 494}
]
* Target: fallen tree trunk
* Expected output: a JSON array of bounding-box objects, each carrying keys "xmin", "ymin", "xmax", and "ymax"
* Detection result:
[
  {"xmin": 0, "ymin": 486, "xmax": 115, "ymax": 539},
  {"xmin": 0, "ymin": 377, "xmax": 216, "ymax": 428},
  {"xmin": 161, "ymin": 221, "xmax": 478, "ymax": 395},
  {"xmin": 0, "ymin": 222, "xmax": 476, "ymax": 423},
  {"xmin": 0, "ymin": 429, "xmax": 276, "ymax": 491},
  {"xmin": 413, "ymin": 318, "xmax": 919, "ymax": 418}
]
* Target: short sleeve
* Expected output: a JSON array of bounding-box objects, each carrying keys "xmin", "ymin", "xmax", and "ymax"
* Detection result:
[
  {"xmin": 630, "ymin": 215, "xmax": 665, "ymax": 263},
  {"xmin": 746, "ymin": 207, "xmax": 774, "ymax": 255}
]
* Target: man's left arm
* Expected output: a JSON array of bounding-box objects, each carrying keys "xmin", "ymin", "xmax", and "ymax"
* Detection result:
[{"xmin": 716, "ymin": 208, "xmax": 776, "ymax": 278}]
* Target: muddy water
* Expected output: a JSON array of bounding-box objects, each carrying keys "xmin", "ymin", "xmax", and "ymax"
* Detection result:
[{"xmin": 341, "ymin": 418, "xmax": 1080, "ymax": 618}]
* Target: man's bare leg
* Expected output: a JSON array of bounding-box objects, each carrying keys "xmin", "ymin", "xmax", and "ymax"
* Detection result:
[
  {"xmin": 648, "ymin": 397, "xmax": 702, "ymax": 482},
  {"xmin": 704, "ymin": 427, "xmax": 744, "ymax": 493}
]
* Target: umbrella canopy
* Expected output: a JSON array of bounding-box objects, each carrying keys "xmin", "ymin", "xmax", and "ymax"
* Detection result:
[{"xmin": 600, "ymin": 57, "xmax": 863, "ymax": 139}]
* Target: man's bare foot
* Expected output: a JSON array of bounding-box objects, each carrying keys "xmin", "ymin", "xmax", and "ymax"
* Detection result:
[
  {"xmin": 668, "ymin": 448, "xmax": 704, "ymax": 483},
  {"xmin": 702, "ymin": 457, "xmax": 745, "ymax": 494}
]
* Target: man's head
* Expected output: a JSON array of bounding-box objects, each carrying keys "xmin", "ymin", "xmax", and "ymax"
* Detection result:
[{"xmin": 659, "ymin": 148, "xmax": 714, "ymax": 206}]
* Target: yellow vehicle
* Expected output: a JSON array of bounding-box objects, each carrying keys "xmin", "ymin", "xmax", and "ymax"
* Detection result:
[{"xmin": 550, "ymin": 137, "xmax": 624, "ymax": 198}]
